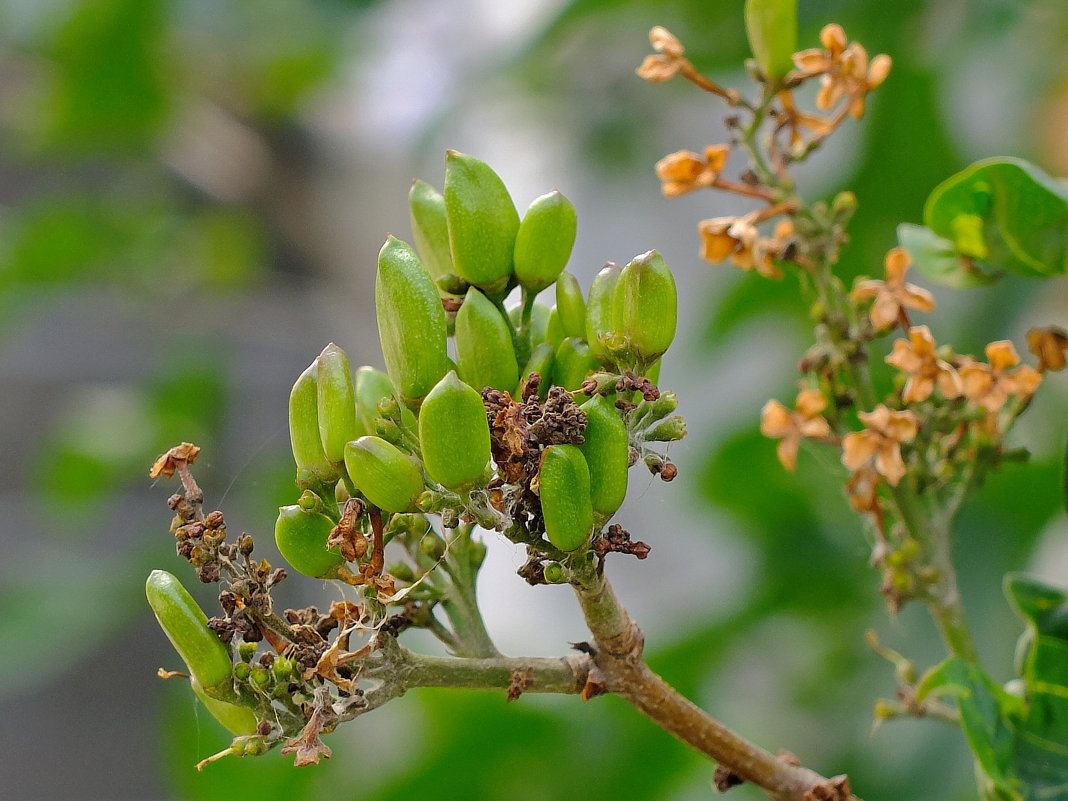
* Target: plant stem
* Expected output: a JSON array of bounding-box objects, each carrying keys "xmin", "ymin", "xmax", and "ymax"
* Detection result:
[
  {"xmin": 569, "ymin": 562, "xmax": 859, "ymax": 801},
  {"xmin": 439, "ymin": 526, "xmax": 501, "ymax": 658}
]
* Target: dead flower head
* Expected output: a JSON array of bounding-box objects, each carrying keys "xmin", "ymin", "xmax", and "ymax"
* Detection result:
[
  {"xmin": 1026, "ymin": 325, "xmax": 1068, "ymax": 372},
  {"xmin": 637, "ymin": 27, "xmax": 686, "ymax": 83},
  {"xmin": 851, "ymin": 247, "xmax": 935, "ymax": 331},
  {"xmin": 885, "ymin": 325, "xmax": 962, "ymax": 403},
  {"xmin": 697, "ymin": 215, "xmax": 786, "ymax": 279},
  {"xmin": 761, "ymin": 389, "xmax": 832, "ymax": 471},
  {"xmin": 793, "ymin": 23, "xmax": 892, "ymax": 119},
  {"xmin": 841, "ymin": 405, "xmax": 918, "ymax": 487},
  {"xmin": 959, "ymin": 341, "xmax": 1043, "ymax": 413},
  {"xmin": 655, "ymin": 145, "xmax": 730, "ymax": 197}
]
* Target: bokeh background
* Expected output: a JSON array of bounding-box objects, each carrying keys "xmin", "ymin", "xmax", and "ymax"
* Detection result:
[{"xmin": 1, "ymin": 1, "xmax": 1066, "ymax": 799}]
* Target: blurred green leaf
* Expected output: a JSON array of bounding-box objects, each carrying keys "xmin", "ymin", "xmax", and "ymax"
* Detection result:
[
  {"xmin": 897, "ymin": 223, "xmax": 1001, "ymax": 288},
  {"xmin": 924, "ymin": 158, "xmax": 1068, "ymax": 280}
]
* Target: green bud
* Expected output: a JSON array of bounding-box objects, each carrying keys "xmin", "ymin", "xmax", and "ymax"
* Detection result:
[
  {"xmin": 537, "ymin": 444, "xmax": 594, "ymax": 551},
  {"xmin": 145, "ymin": 570, "xmax": 233, "ymax": 696},
  {"xmin": 444, "ymin": 150, "xmax": 520, "ymax": 295},
  {"xmin": 344, "ymin": 436, "xmax": 424, "ymax": 513},
  {"xmin": 643, "ymin": 415, "xmax": 687, "ymax": 442},
  {"xmin": 578, "ymin": 395, "xmax": 630, "ymax": 517},
  {"xmin": 315, "ymin": 343, "xmax": 357, "ymax": 464},
  {"xmin": 554, "ymin": 337, "xmax": 598, "ymax": 391},
  {"xmin": 517, "ymin": 341, "xmax": 555, "ymax": 397},
  {"xmin": 238, "ymin": 642, "xmax": 257, "ymax": 663},
  {"xmin": 455, "ymin": 287, "xmax": 519, "ymax": 392},
  {"xmin": 419, "ymin": 370, "xmax": 491, "ymax": 490},
  {"xmin": 542, "ymin": 561, "xmax": 566, "ymax": 584},
  {"xmin": 585, "ymin": 262, "xmax": 621, "ymax": 364},
  {"xmin": 191, "ymin": 676, "xmax": 257, "ymax": 736},
  {"xmin": 420, "ymin": 532, "xmax": 446, "ymax": 561},
  {"xmin": 376, "ymin": 235, "xmax": 449, "ymax": 405},
  {"xmin": 274, "ymin": 505, "xmax": 347, "ymax": 580},
  {"xmin": 354, "ymin": 365, "xmax": 416, "ymax": 437},
  {"xmin": 744, "ymin": 0, "xmax": 797, "ymax": 82},
  {"xmin": 288, "ymin": 363, "xmax": 337, "ymax": 482},
  {"xmin": 409, "ymin": 179, "xmax": 453, "ymax": 281},
  {"xmin": 613, "ymin": 250, "xmax": 677, "ymax": 364},
  {"xmin": 232, "ymin": 661, "xmax": 252, "ymax": 681},
  {"xmin": 555, "ymin": 272, "xmax": 587, "ymax": 340},
  {"xmin": 272, "ymin": 657, "xmax": 294, "ymax": 682},
  {"xmin": 513, "ymin": 190, "xmax": 577, "ymax": 293},
  {"xmin": 250, "ymin": 666, "xmax": 272, "ymax": 688}
]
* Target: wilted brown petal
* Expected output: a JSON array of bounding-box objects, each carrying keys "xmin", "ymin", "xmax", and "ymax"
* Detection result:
[
  {"xmin": 636, "ymin": 54, "xmax": 680, "ymax": 83},
  {"xmin": 649, "ymin": 26, "xmax": 685, "ymax": 58}
]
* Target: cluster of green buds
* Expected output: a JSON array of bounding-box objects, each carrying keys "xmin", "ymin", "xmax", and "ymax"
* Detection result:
[{"xmin": 147, "ymin": 150, "xmax": 687, "ymax": 767}]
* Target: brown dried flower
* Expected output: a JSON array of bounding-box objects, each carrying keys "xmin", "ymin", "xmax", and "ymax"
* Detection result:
[
  {"xmin": 885, "ymin": 325, "xmax": 962, "ymax": 403},
  {"xmin": 959, "ymin": 341, "xmax": 1043, "ymax": 413},
  {"xmin": 761, "ymin": 389, "xmax": 832, "ymax": 470},
  {"xmin": 851, "ymin": 248, "xmax": 935, "ymax": 330},
  {"xmin": 655, "ymin": 145, "xmax": 730, "ymax": 197},
  {"xmin": 841, "ymin": 405, "xmax": 918, "ymax": 487},
  {"xmin": 1026, "ymin": 325, "xmax": 1068, "ymax": 372}
]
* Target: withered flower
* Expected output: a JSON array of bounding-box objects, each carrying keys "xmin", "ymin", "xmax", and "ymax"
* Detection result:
[
  {"xmin": 655, "ymin": 145, "xmax": 730, "ymax": 197},
  {"xmin": 793, "ymin": 23, "xmax": 892, "ymax": 119},
  {"xmin": 851, "ymin": 248, "xmax": 935, "ymax": 330},
  {"xmin": 885, "ymin": 325, "xmax": 962, "ymax": 403},
  {"xmin": 959, "ymin": 341, "xmax": 1043, "ymax": 413},
  {"xmin": 761, "ymin": 389, "xmax": 832, "ymax": 471},
  {"xmin": 841, "ymin": 405, "xmax": 918, "ymax": 487},
  {"xmin": 1026, "ymin": 325, "xmax": 1068, "ymax": 372}
]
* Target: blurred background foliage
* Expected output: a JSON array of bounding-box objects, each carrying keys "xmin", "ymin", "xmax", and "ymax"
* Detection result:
[{"xmin": 1, "ymin": 0, "xmax": 1066, "ymax": 799}]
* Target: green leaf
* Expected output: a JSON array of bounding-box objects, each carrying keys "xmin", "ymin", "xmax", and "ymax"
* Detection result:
[
  {"xmin": 744, "ymin": 0, "xmax": 797, "ymax": 81},
  {"xmin": 897, "ymin": 223, "xmax": 1001, "ymax": 288},
  {"xmin": 923, "ymin": 158, "xmax": 1068, "ymax": 279},
  {"xmin": 916, "ymin": 656, "xmax": 1022, "ymax": 799}
]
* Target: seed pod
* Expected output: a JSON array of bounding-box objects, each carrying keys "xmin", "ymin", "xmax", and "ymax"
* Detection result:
[
  {"xmin": 274, "ymin": 505, "xmax": 347, "ymax": 580},
  {"xmin": 585, "ymin": 262, "xmax": 622, "ymax": 364},
  {"xmin": 644, "ymin": 414, "xmax": 687, "ymax": 442},
  {"xmin": 409, "ymin": 179, "xmax": 453, "ymax": 281},
  {"xmin": 444, "ymin": 150, "xmax": 520, "ymax": 295},
  {"xmin": 538, "ymin": 444, "xmax": 594, "ymax": 551},
  {"xmin": 419, "ymin": 370, "xmax": 491, "ymax": 490},
  {"xmin": 354, "ymin": 365, "xmax": 416, "ymax": 438},
  {"xmin": 545, "ymin": 306, "xmax": 564, "ymax": 350},
  {"xmin": 344, "ymin": 436, "xmax": 424, "ymax": 513},
  {"xmin": 288, "ymin": 362, "xmax": 337, "ymax": 482},
  {"xmin": 578, "ymin": 395, "xmax": 630, "ymax": 517},
  {"xmin": 517, "ymin": 341, "xmax": 555, "ymax": 396},
  {"xmin": 315, "ymin": 343, "xmax": 357, "ymax": 464},
  {"xmin": 744, "ymin": 0, "xmax": 797, "ymax": 82},
  {"xmin": 376, "ymin": 235, "xmax": 449, "ymax": 405},
  {"xmin": 145, "ymin": 570, "xmax": 233, "ymax": 696},
  {"xmin": 554, "ymin": 337, "xmax": 598, "ymax": 391},
  {"xmin": 455, "ymin": 286, "xmax": 519, "ymax": 392},
  {"xmin": 191, "ymin": 676, "xmax": 258, "ymax": 736},
  {"xmin": 614, "ymin": 250, "xmax": 677, "ymax": 363},
  {"xmin": 555, "ymin": 272, "xmax": 587, "ymax": 339},
  {"xmin": 514, "ymin": 190, "xmax": 577, "ymax": 293}
]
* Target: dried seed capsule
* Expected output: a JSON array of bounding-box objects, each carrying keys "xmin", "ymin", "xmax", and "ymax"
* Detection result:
[
  {"xmin": 517, "ymin": 341, "xmax": 555, "ymax": 397},
  {"xmin": 409, "ymin": 179, "xmax": 453, "ymax": 281},
  {"xmin": 315, "ymin": 343, "xmax": 357, "ymax": 464},
  {"xmin": 145, "ymin": 570, "xmax": 233, "ymax": 697},
  {"xmin": 288, "ymin": 362, "xmax": 337, "ymax": 482},
  {"xmin": 344, "ymin": 436, "xmax": 424, "ymax": 513},
  {"xmin": 190, "ymin": 676, "xmax": 257, "ymax": 736},
  {"xmin": 614, "ymin": 250, "xmax": 677, "ymax": 363},
  {"xmin": 585, "ymin": 262, "xmax": 622, "ymax": 365},
  {"xmin": 444, "ymin": 150, "xmax": 520, "ymax": 296},
  {"xmin": 538, "ymin": 445, "xmax": 594, "ymax": 551},
  {"xmin": 419, "ymin": 370, "xmax": 491, "ymax": 490},
  {"xmin": 354, "ymin": 365, "xmax": 416, "ymax": 438},
  {"xmin": 376, "ymin": 235, "xmax": 449, "ymax": 405},
  {"xmin": 554, "ymin": 337, "xmax": 598, "ymax": 391},
  {"xmin": 455, "ymin": 286, "xmax": 519, "ymax": 392},
  {"xmin": 513, "ymin": 190, "xmax": 577, "ymax": 293},
  {"xmin": 555, "ymin": 272, "xmax": 587, "ymax": 339},
  {"xmin": 578, "ymin": 395, "xmax": 630, "ymax": 517},
  {"xmin": 274, "ymin": 505, "xmax": 347, "ymax": 580},
  {"xmin": 744, "ymin": 0, "xmax": 797, "ymax": 82}
]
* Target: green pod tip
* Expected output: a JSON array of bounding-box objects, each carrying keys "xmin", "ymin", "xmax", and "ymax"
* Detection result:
[
  {"xmin": 274, "ymin": 504, "xmax": 347, "ymax": 580},
  {"xmin": 454, "ymin": 286, "xmax": 519, "ymax": 392},
  {"xmin": 145, "ymin": 570, "xmax": 233, "ymax": 694},
  {"xmin": 288, "ymin": 362, "xmax": 337, "ymax": 482},
  {"xmin": 344, "ymin": 435, "xmax": 425, "ymax": 513},
  {"xmin": 444, "ymin": 150, "xmax": 520, "ymax": 294},
  {"xmin": 376, "ymin": 235, "xmax": 449, "ymax": 405},
  {"xmin": 538, "ymin": 444, "xmax": 594, "ymax": 552},
  {"xmin": 585, "ymin": 262, "xmax": 622, "ymax": 365},
  {"xmin": 614, "ymin": 250, "xmax": 677, "ymax": 364},
  {"xmin": 419, "ymin": 370, "xmax": 492, "ymax": 490},
  {"xmin": 315, "ymin": 343, "xmax": 357, "ymax": 465},
  {"xmin": 555, "ymin": 271, "xmax": 587, "ymax": 340},
  {"xmin": 191, "ymin": 676, "xmax": 258, "ymax": 736},
  {"xmin": 514, "ymin": 189, "xmax": 578, "ymax": 293},
  {"xmin": 578, "ymin": 395, "xmax": 630, "ymax": 517}
]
